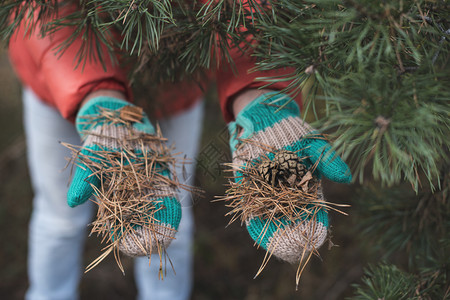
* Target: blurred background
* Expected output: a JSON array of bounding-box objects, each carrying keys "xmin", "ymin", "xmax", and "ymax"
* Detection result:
[{"xmin": 0, "ymin": 46, "xmax": 377, "ymax": 300}]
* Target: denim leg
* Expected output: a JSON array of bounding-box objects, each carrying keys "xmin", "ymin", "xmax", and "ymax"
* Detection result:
[
  {"xmin": 134, "ymin": 100, "xmax": 204, "ymax": 300},
  {"xmin": 24, "ymin": 86, "xmax": 203, "ymax": 300},
  {"xmin": 23, "ymin": 88, "xmax": 94, "ymax": 300}
]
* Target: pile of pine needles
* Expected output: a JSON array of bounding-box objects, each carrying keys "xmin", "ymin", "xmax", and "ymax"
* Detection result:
[
  {"xmin": 216, "ymin": 140, "xmax": 349, "ymax": 288},
  {"xmin": 63, "ymin": 107, "xmax": 195, "ymax": 277}
]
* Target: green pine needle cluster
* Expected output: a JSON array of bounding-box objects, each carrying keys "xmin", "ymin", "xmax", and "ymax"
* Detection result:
[
  {"xmin": 320, "ymin": 67, "xmax": 448, "ymax": 191},
  {"xmin": 350, "ymin": 263, "xmax": 449, "ymax": 300},
  {"xmin": 253, "ymin": 0, "xmax": 449, "ymax": 189},
  {"xmin": 350, "ymin": 264, "xmax": 418, "ymax": 300},
  {"xmin": 0, "ymin": 1, "xmax": 56, "ymax": 40},
  {"xmin": 357, "ymin": 172, "xmax": 448, "ymax": 262},
  {"xmin": 350, "ymin": 171, "xmax": 449, "ymax": 299},
  {"xmin": 0, "ymin": 0, "xmax": 263, "ymax": 80}
]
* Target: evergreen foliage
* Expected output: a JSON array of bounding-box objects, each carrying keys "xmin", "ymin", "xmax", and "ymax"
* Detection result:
[
  {"xmin": 351, "ymin": 264, "xmax": 418, "ymax": 300},
  {"xmin": 1, "ymin": 0, "xmax": 449, "ymax": 298},
  {"xmin": 253, "ymin": 0, "xmax": 449, "ymax": 189},
  {"xmin": 351, "ymin": 170, "xmax": 449, "ymax": 299}
]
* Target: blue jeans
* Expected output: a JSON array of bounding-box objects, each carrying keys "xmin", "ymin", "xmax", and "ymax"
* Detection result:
[{"xmin": 23, "ymin": 88, "xmax": 203, "ymax": 300}]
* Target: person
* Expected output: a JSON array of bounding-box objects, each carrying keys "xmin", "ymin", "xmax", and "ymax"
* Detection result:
[
  {"xmin": 8, "ymin": 1, "xmax": 352, "ymax": 300},
  {"xmin": 9, "ymin": 3, "xmax": 204, "ymax": 299}
]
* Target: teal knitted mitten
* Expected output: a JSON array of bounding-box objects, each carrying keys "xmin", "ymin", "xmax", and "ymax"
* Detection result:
[
  {"xmin": 228, "ymin": 92, "xmax": 351, "ymax": 263},
  {"xmin": 67, "ymin": 97, "xmax": 181, "ymax": 256}
]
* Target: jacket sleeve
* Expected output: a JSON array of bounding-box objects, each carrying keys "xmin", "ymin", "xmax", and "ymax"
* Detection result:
[
  {"xmin": 214, "ymin": 0, "xmax": 302, "ymax": 123},
  {"xmin": 216, "ymin": 45, "xmax": 302, "ymax": 123},
  {"xmin": 8, "ymin": 3, "xmax": 132, "ymax": 122}
]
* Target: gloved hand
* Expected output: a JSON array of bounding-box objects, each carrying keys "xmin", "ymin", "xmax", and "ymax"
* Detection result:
[
  {"xmin": 228, "ymin": 92, "xmax": 351, "ymax": 263},
  {"xmin": 67, "ymin": 96, "xmax": 181, "ymax": 256}
]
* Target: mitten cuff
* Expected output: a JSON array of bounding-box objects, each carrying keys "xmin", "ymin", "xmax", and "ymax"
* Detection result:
[
  {"xmin": 75, "ymin": 97, "xmax": 154, "ymax": 137},
  {"xmin": 76, "ymin": 97, "xmax": 130, "ymax": 133},
  {"xmin": 229, "ymin": 93, "xmax": 308, "ymax": 153},
  {"xmin": 235, "ymin": 92, "xmax": 300, "ymax": 129}
]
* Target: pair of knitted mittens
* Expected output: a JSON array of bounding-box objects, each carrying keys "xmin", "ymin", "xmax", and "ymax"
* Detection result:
[
  {"xmin": 228, "ymin": 92, "xmax": 351, "ymax": 263},
  {"xmin": 68, "ymin": 97, "xmax": 181, "ymax": 257},
  {"xmin": 68, "ymin": 93, "xmax": 351, "ymax": 264}
]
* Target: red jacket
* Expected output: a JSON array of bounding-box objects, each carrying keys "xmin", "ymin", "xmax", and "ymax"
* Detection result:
[{"xmin": 9, "ymin": 3, "xmax": 299, "ymax": 123}]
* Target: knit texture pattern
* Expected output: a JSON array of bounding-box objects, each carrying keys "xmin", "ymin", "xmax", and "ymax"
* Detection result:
[
  {"xmin": 68, "ymin": 97, "xmax": 181, "ymax": 256},
  {"xmin": 228, "ymin": 92, "xmax": 351, "ymax": 263}
]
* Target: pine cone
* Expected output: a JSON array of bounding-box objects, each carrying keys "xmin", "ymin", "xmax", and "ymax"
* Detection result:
[{"xmin": 258, "ymin": 150, "xmax": 307, "ymax": 186}]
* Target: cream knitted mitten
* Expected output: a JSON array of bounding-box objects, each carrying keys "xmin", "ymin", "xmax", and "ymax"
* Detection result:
[
  {"xmin": 228, "ymin": 92, "xmax": 352, "ymax": 263},
  {"xmin": 68, "ymin": 97, "xmax": 181, "ymax": 256}
]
